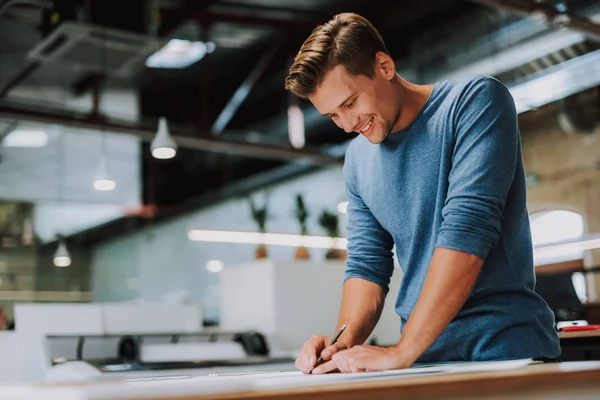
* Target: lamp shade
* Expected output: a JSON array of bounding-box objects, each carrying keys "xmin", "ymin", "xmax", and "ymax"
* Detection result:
[
  {"xmin": 151, "ymin": 117, "xmax": 177, "ymax": 159},
  {"xmin": 53, "ymin": 239, "xmax": 71, "ymax": 267},
  {"xmin": 93, "ymin": 156, "xmax": 116, "ymax": 191},
  {"xmin": 287, "ymin": 104, "xmax": 305, "ymax": 149}
]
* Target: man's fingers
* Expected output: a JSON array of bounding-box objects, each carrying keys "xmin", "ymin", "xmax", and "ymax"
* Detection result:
[
  {"xmin": 303, "ymin": 344, "xmax": 317, "ymax": 368},
  {"xmin": 320, "ymin": 341, "xmax": 347, "ymax": 360},
  {"xmin": 350, "ymin": 359, "xmax": 366, "ymax": 373},
  {"xmin": 296, "ymin": 336, "xmax": 328, "ymax": 373},
  {"xmin": 297, "ymin": 349, "xmax": 316, "ymax": 373},
  {"xmin": 331, "ymin": 349, "xmax": 360, "ymax": 373},
  {"xmin": 295, "ymin": 357, "xmax": 311, "ymax": 374},
  {"xmin": 311, "ymin": 359, "xmax": 338, "ymax": 375},
  {"xmin": 308, "ymin": 336, "xmax": 329, "ymax": 364}
]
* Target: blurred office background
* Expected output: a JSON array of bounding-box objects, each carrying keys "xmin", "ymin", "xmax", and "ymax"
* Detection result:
[{"xmin": 0, "ymin": 0, "xmax": 600, "ymax": 384}]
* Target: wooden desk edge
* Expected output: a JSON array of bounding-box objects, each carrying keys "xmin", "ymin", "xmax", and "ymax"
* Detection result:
[
  {"xmin": 558, "ymin": 330, "xmax": 600, "ymax": 339},
  {"xmin": 114, "ymin": 363, "xmax": 600, "ymax": 400}
]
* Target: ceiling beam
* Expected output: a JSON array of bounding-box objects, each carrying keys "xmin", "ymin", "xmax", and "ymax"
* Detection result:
[
  {"xmin": 190, "ymin": 10, "xmax": 321, "ymax": 31},
  {"xmin": 0, "ymin": 104, "xmax": 341, "ymax": 165},
  {"xmin": 157, "ymin": 0, "xmax": 221, "ymax": 36},
  {"xmin": 159, "ymin": 3, "xmax": 322, "ymax": 38},
  {"xmin": 470, "ymin": 0, "xmax": 600, "ymax": 42},
  {"xmin": 212, "ymin": 36, "xmax": 285, "ymax": 135},
  {"xmin": 0, "ymin": 61, "xmax": 40, "ymax": 100}
]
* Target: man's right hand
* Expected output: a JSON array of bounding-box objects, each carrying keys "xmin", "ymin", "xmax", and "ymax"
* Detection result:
[{"xmin": 295, "ymin": 334, "xmax": 349, "ymax": 374}]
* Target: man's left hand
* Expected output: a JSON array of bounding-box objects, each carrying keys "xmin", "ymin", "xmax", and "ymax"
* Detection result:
[{"xmin": 312, "ymin": 345, "xmax": 412, "ymax": 374}]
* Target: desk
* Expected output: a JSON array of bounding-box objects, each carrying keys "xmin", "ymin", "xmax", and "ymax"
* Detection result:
[
  {"xmin": 147, "ymin": 362, "xmax": 600, "ymax": 400},
  {"xmin": 559, "ymin": 330, "xmax": 600, "ymax": 360},
  {"xmin": 16, "ymin": 361, "xmax": 600, "ymax": 400},
  {"xmin": 558, "ymin": 330, "xmax": 600, "ymax": 339}
]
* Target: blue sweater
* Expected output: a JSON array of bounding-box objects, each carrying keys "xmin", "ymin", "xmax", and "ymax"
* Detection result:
[{"xmin": 343, "ymin": 75, "xmax": 561, "ymax": 362}]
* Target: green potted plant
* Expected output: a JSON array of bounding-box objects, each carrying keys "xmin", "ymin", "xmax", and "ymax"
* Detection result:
[
  {"xmin": 318, "ymin": 209, "xmax": 346, "ymax": 260},
  {"xmin": 293, "ymin": 194, "xmax": 310, "ymax": 260},
  {"xmin": 248, "ymin": 195, "xmax": 269, "ymax": 259}
]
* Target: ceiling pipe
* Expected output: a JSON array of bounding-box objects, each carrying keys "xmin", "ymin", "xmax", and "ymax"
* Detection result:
[
  {"xmin": 0, "ymin": 104, "xmax": 341, "ymax": 165},
  {"xmin": 470, "ymin": 0, "xmax": 600, "ymax": 42},
  {"xmin": 212, "ymin": 36, "xmax": 285, "ymax": 135}
]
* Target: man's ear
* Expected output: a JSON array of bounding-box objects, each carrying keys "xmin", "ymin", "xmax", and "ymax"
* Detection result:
[{"xmin": 375, "ymin": 51, "xmax": 395, "ymax": 80}]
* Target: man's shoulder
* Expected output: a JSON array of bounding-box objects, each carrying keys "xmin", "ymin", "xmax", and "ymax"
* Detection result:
[
  {"xmin": 438, "ymin": 74, "xmax": 507, "ymax": 98},
  {"xmin": 443, "ymin": 74, "xmax": 508, "ymax": 97},
  {"xmin": 437, "ymin": 74, "xmax": 514, "ymax": 113}
]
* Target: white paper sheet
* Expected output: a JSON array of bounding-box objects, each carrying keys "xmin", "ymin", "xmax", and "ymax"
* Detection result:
[
  {"xmin": 138, "ymin": 358, "xmax": 535, "ymax": 391},
  {"xmin": 250, "ymin": 359, "xmax": 535, "ymax": 389},
  {"xmin": 436, "ymin": 358, "xmax": 536, "ymax": 374}
]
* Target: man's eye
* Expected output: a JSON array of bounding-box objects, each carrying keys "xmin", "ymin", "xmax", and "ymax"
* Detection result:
[
  {"xmin": 346, "ymin": 100, "xmax": 356, "ymax": 109},
  {"xmin": 329, "ymin": 114, "xmax": 337, "ymax": 120}
]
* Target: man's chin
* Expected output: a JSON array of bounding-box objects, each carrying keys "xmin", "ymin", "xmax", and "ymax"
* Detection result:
[{"xmin": 365, "ymin": 133, "xmax": 386, "ymax": 145}]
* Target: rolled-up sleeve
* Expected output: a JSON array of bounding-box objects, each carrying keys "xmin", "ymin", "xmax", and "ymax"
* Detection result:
[
  {"xmin": 435, "ymin": 77, "xmax": 519, "ymax": 260},
  {"xmin": 343, "ymin": 161, "xmax": 395, "ymax": 294}
]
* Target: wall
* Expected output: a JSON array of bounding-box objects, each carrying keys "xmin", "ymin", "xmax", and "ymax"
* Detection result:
[
  {"xmin": 92, "ymin": 233, "xmax": 141, "ymax": 303},
  {"xmin": 91, "ymin": 165, "xmax": 349, "ymax": 320},
  {"xmin": 520, "ymin": 106, "xmax": 600, "ymax": 300}
]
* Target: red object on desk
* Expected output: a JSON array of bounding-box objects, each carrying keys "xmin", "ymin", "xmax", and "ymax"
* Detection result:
[{"xmin": 560, "ymin": 325, "xmax": 600, "ymax": 332}]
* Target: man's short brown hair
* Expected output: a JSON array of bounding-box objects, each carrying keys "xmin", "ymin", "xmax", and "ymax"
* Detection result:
[{"xmin": 284, "ymin": 13, "xmax": 390, "ymax": 99}]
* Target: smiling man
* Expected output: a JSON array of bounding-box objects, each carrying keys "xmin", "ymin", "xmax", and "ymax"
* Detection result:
[{"xmin": 284, "ymin": 13, "xmax": 561, "ymax": 374}]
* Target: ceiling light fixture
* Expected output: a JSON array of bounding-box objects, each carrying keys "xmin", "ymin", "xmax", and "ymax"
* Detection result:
[
  {"xmin": 53, "ymin": 237, "xmax": 71, "ymax": 267},
  {"xmin": 287, "ymin": 104, "xmax": 305, "ymax": 149},
  {"xmin": 337, "ymin": 201, "xmax": 349, "ymax": 214},
  {"xmin": 189, "ymin": 230, "xmax": 347, "ymax": 250},
  {"xmin": 206, "ymin": 260, "xmax": 224, "ymax": 273},
  {"xmin": 189, "ymin": 230, "xmax": 600, "ymax": 259},
  {"xmin": 146, "ymin": 39, "xmax": 216, "ymax": 69},
  {"xmin": 151, "ymin": 117, "xmax": 177, "ymax": 159},
  {"xmin": 2, "ymin": 129, "xmax": 48, "ymax": 148},
  {"xmin": 533, "ymin": 232, "xmax": 600, "ymax": 261},
  {"xmin": 93, "ymin": 156, "xmax": 116, "ymax": 191}
]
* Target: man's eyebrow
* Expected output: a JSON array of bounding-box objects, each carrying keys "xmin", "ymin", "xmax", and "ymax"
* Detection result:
[
  {"xmin": 320, "ymin": 93, "xmax": 357, "ymax": 116},
  {"xmin": 338, "ymin": 93, "xmax": 357, "ymax": 108}
]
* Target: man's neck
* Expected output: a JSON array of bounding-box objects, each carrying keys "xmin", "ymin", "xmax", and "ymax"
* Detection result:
[{"xmin": 391, "ymin": 76, "xmax": 435, "ymax": 132}]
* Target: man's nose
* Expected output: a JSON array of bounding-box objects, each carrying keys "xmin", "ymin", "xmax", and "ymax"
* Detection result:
[{"xmin": 341, "ymin": 113, "xmax": 357, "ymax": 133}]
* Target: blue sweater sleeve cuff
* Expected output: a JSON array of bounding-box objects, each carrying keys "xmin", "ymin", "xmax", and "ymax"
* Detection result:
[
  {"xmin": 435, "ymin": 231, "xmax": 491, "ymax": 260},
  {"xmin": 344, "ymin": 265, "xmax": 393, "ymax": 295}
]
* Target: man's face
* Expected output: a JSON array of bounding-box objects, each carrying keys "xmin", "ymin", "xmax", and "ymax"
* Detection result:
[{"xmin": 309, "ymin": 59, "xmax": 399, "ymax": 144}]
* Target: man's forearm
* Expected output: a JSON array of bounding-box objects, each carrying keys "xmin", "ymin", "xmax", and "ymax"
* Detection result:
[
  {"xmin": 394, "ymin": 247, "xmax": 484, "ymax": 364},
  {"xmin": 336, "ymin": 278, "xmax": 386, "ymax": 347}
]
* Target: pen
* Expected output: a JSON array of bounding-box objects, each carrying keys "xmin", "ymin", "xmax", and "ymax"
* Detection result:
[{"xmin": 309, "ymin": 324, "xmax": 347, "ymax": 374}]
